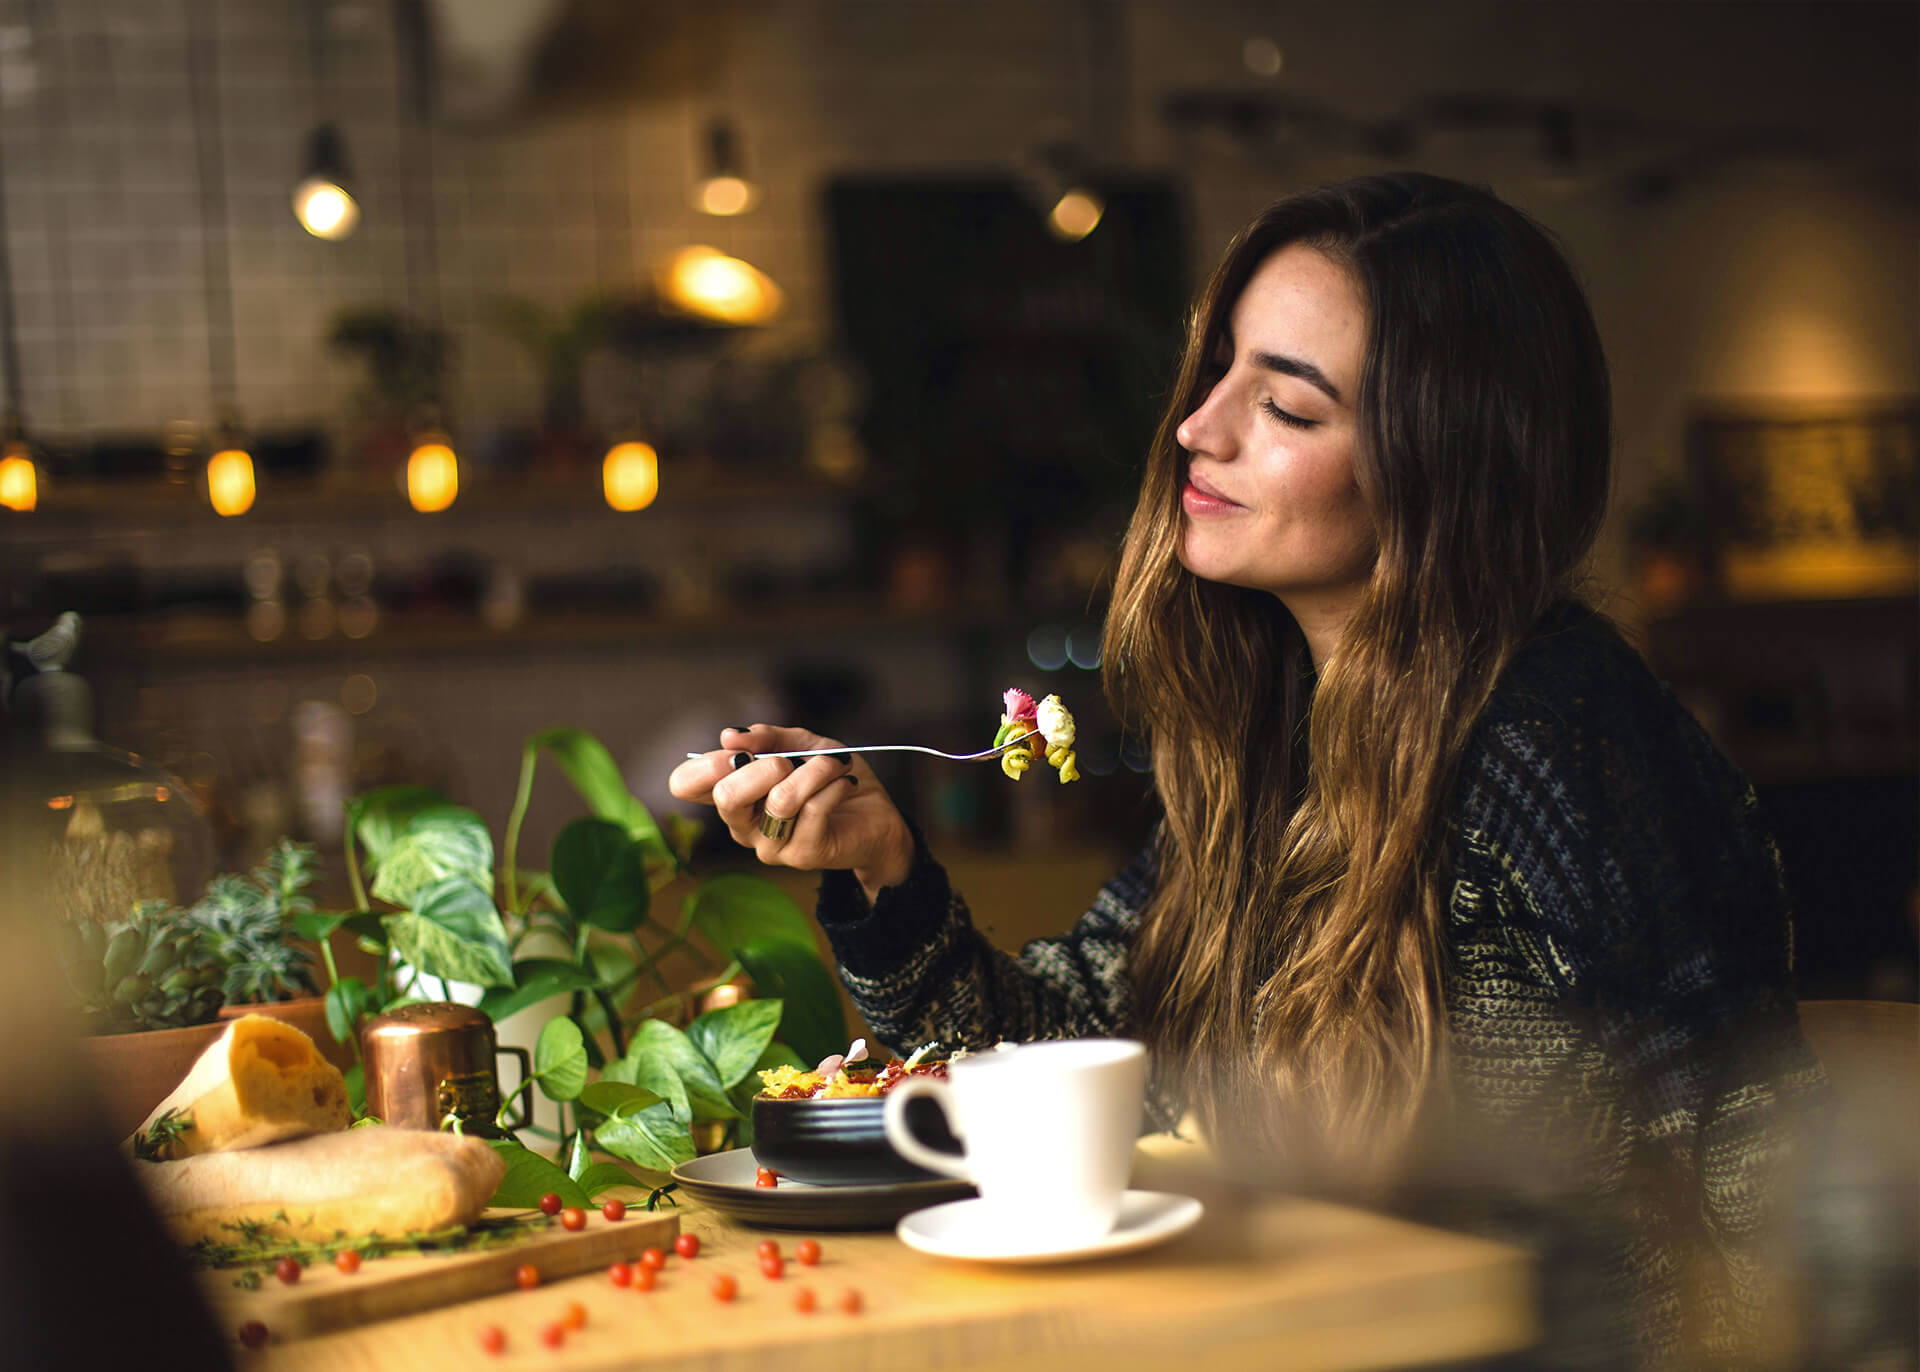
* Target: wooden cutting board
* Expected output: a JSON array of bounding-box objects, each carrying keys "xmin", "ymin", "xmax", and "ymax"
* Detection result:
[{"xmin": 200, "ymin": 1206, "xmax": 679, "ymax": 1343}]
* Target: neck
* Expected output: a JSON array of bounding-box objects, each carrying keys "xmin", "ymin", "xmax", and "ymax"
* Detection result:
[{"xmin": 1281, "ymin": 589, "xmax": 1362, "ymax": 672}]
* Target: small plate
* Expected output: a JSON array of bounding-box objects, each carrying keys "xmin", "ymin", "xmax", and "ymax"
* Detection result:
[
  {"xmin": 671, "ymin": 1148, "xmax": 974, "ymax": 1231},
  {"xmin": 896, "ymin": 1190, "xmax": 1203, "ymax": 1264}
]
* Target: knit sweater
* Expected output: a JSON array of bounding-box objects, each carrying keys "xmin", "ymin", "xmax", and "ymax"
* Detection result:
[{"xmin": 814, "ymin": 602, "xmax": 1825, "ymax": 1365}]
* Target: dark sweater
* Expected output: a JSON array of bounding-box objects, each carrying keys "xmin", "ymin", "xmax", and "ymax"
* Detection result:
[{"xmin": 814, "ymin": 603, "xmax": 1824, "ymax": 1365}]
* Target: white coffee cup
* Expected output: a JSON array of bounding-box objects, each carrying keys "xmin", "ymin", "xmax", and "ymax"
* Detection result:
[{"xmin": 883, "ymin": 1038, "xmax": 1147, "ymax": 1247}]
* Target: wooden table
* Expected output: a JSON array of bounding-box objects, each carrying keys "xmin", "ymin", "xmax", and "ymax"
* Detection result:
[{"xmin": 251, "ymin": 1139, "xmax": 1536, "ymax": 1371}]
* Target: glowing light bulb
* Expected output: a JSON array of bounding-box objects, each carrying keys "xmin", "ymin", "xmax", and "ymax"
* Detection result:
[
  {"xmin": 407, "ymin": 438, "xmax": 458, "ymax": 513},
  {"xmin": 693, "ymin": 174, "xmax": 758, "ymax": 217},
  {"xmin": 1047, "ymin": 189, "xmax": 1104, "ymax": 241},
  {"xmin": 0, "ymin": 441, "xmax": 37, "ymax": 512},
  {"xmin": 603, "ymin": 441, "xmax": 659, "ymax": 511},
  {"xmin": 207, "ymin": 447, "xmax": 256, "ymax": 516},
  {"xmin": 659, "ymin": 246, "xmax": 783, "ymax": 325},
  {"xmin": 293, "ymin": 177, "xmax": 359, "ymax": 239}
]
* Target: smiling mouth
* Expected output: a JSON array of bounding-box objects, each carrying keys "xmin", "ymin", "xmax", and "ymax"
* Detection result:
[{"xmin": 1182, "ymin": 471, "xmax": 1241, "ymax": 508}]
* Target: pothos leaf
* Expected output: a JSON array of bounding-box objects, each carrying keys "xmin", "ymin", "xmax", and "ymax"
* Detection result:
[
  {"xmin": 567, "ymin": 1129, "xmax": 591, "ymax": 1182},
  {"xmin": 621, "ymin": 1018, "xmax": 738, "ymax": 1121},
  {"xmin": 533, "ymin": 1016, "xmax": 589, "ymax": 1102},
  {"xmin": 687, "ymin": 998, "xmax": 785, "ymax": 1089},
  {"xmin": 575, "ymin": 1161, "xmax": 646, "ymax": 1200},
  {"xmin": 383, "ymin": 877, "xmax": 513, "ymax": 989},
  {"xmin": 486, "ymin": 1139, "xmax": 589, "ymax": 1210},
  {"xmin": 370, "ymin": 805, "xmax": 494, "ymax": 908},
  {"xmin": 593, "ymin": 1101, "xmax": 696, "ymax": 1173}
]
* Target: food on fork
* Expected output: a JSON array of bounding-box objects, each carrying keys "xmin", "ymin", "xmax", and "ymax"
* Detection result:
[{"xmin": 994, "ymin": 688, "xmax": 1079, "ymax": 783}]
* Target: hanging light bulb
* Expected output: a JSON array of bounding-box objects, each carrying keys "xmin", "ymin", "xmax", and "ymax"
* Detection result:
[
  {"xmin": 1047, "ymin": 187, "xmax": 1105, "ymax": 241},
  {"xmin": 657, "ymin": 246, "xmax": 784, "ymax": 326},
  {"xmin": 0, "ymin": 436, "xmax": 37, "ymax": 512},
  {"xmin": 691, "ymin": 118, "xmax": 760, "ymax": 217},
  {"xmin": 291, "ymin": 123, "xmax": 360, "ymax": 240},
  {"xmin": 406, "ymin": 432, "xmax": 458, "ymax": 513},
  {"xmin": 603, "ymin": 440, "xmax": 659, "ymax": 512},
  {"xmin": 206, "ymin": 443, "xmax": 256, "ymax": 516}
]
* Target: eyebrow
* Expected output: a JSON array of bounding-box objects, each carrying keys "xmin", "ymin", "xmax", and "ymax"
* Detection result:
[{"xmin": 1250, "ymin": 350, "xmax": 1343, "ymax": 405}]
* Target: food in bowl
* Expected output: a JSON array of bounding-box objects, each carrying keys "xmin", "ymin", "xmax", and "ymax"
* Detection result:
[{"xmin": 750, "ymin": 1042, "xmax": 962, "ymax": 1187}]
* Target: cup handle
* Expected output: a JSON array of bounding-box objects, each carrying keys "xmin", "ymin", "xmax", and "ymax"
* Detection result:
[
  {"xmin": 882, "ymin": 1077, "xmax": 972, "ymax": 1181},
  {"xmin": 496, "ymin": 1045, "xmax": 534, "ymax": 1132}
]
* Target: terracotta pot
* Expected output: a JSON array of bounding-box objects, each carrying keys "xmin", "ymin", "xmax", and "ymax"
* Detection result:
[
  {"xmin": 218, "ymin": 996, "xmax": 357, "ymax": 1073},
  {"xmin": 77, "ymin": 1020, "xmax": 227, "ymax": 1140}
]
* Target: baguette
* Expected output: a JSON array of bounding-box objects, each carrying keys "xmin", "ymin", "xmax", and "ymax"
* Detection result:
[
  {"xmin": 129, "ymin": 1014, "xmax": 350, "ymax": 1159},
  {"xmin": 136, "ymin": 1125, "xmax": 506, "ymax": 1244}
]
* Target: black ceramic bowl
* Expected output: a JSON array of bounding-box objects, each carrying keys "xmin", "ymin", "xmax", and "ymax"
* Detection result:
[{"xmin": 749, "ymin": 1093, "xmax": 963, "ymax": 1186}]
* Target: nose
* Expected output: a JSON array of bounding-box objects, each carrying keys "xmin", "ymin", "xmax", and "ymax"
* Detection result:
[{"xmin": 1176, "ymin": 376, "xmax": 1230, "ymax": 458}]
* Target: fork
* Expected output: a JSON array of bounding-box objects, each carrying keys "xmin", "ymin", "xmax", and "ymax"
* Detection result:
[{"xmin": 684, "ymin": 738, "xmax": 1029, "ymax": 765}]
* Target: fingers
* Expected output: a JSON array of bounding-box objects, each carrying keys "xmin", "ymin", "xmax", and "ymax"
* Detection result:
[{"xmin": 667, "ymin": 723, "xmax": 837, "ymax": 806}]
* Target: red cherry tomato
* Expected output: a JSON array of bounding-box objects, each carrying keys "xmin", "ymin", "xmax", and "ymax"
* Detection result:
[
  {"xmin": 674, "ymin": 1233, "xmax": 701, "ymax": 1259},
  {"xmin": 274, "ymin": 1257, "xmax": 301, "ymax": 1286},
  {"xmin": 638, "ymin": 1247, "xmax": 667, "ymax": 1271},
  {"xmin": 635, "ymin": 1266, "xmax": 658, "ymax": 1292},
  {"xmin": 478, "ymin": 1324, "xmax": 506, "ymax": 1355},
  {"xmin": 540, "ymin": 1321, "xmax": 566, "ymax": 1350},
  {"xmin": 711, "ymin": 1273, "xmax": 738, "ymax": 1302},
  {"xmin": 514, "ymin": 1263, "xmax": 541, "ymax": 1290},
  {"xmin": 795, "ymin": 1239, "xmax": 822, "ymax": 1266},
  {"xmin": 563, "ymin": 1301, "xmax": 588, "ymax": 1331},
  {"xmin": 601, "ymin": 1198, "xmax": 627, "ymax": 1222},
  {"xmin": 608, "ymin": 1261, "xmax": 632, "ymax": 1287},
  {"xmin": 333, "ymin": 1249, "xmax": 363, "ymax": 1275},
  {"xmin": 756, "ymin": 1239, "xmax": 780, "ymax": 1261},
  {"xmin": 538, "ymin": 1192, "xmax": 563, "ymax": 1216},
  {"xmin": 793, "ymin": 1287, "xmax": 817, "ymax": 1314},
  {"xmin": 238, "ymin": 1320, "xmax": 269, "ymax": 1349},
  {"xmin": 560, "ymin": 1207, "xmax": 587, "ymax": 1232},
  {"xmin": 755, "ymin": 1166, "xmax": 779, "ymax": 1188},
  {"xmin": 840, "ymin": 1287, "xmax": 863, "ymax": 1315},
  {"xmin": 759, "ymin": 1254, "xmax": 785, "ymax": 1280}
]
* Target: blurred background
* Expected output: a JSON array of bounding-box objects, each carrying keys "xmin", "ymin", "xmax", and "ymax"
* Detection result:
[{"xmin": 0, "ymin": 0, "xmax": 1913, "ymax": 998}]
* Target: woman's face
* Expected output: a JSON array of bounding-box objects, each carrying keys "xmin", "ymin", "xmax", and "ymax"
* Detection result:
[{"xmin": 1175, "ymin": 243, "xmax": 1375, "ymax": 654}]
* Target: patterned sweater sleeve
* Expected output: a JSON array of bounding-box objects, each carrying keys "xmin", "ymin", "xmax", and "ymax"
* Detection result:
[
  {"xmin": 1454, "ymin": 628, "xmax": 1825, "ymax": 1351},
  {"xmin": 811, "ymin": 827, "xmax": 1157, "ymax": 1057}
]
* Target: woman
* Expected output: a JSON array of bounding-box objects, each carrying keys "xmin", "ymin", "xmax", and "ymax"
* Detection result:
[{"xmin": 669, "ymin": 173, "xmax": 1822, "ymax": 1364}]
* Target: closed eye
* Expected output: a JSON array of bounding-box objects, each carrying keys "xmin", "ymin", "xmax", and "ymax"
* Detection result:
[{"xmin": 1261, "ymin": 398, "xmax": 1318, "ymax": 431}]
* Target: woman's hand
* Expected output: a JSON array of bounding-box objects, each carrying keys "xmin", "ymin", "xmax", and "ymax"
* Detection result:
[{"xmin": 667, "ymin": 725, "xmax": 915, "ymax": 900}]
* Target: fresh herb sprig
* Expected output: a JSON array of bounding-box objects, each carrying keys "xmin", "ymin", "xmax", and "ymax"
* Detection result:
[
  {"xmin": 187, "ymin": 1213, "xmax": 553, "ymax": 1271},
  {"xmin": 131, "ymin": 1108, "xmax": 194, "ymax": 1162}
]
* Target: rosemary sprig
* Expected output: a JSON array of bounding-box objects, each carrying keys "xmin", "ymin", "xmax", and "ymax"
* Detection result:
[
  {"xmin": 132, "ymin": 1108, "xmax": 194, "ymax": 1162},
  {"xmin": 187, "ymin": 1213, "xmax": 553, "ymax": 1271}
]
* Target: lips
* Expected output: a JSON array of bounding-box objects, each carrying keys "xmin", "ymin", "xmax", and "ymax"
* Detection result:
[{"xmin": 1181, "ymin": 468, "xmax": 1242, "ymax": 514}]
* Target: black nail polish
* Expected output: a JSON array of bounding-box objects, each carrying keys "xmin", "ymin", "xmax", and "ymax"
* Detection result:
[
  {"xmin": 728, "ymin": 726, "xmax": 751, "ymax": 734},
  {"xmin": 828, "ymin": 751, "xmax": 852, "ymax": 765},
  {"xmin": 730, "ymin": 751, "xmax": 754, "ymax": 770},
  {"xmin": 842, "ymin": 774, "xmax": 859, "ymax": 787}
]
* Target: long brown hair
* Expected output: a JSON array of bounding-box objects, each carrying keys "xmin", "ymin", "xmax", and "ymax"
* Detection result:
[{"xmin": 1107, "ymin": 174, "xmax": 1612, "ymax": 1181}]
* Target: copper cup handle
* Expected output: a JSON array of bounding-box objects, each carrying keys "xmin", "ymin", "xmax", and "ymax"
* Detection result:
[{"xmin": 496, "ymin": 1046, "xmax": 534, "ymax": 1131}]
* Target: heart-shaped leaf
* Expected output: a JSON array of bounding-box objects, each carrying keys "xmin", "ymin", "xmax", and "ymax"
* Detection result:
[
  {"xmin": 687, "ymin": 999, "xmax": 785, "ymax": 1089},
  {"xmin": 550, "ymin": 819, "xmax": 651, "ymax": 933},
  {"xmin": 686, "ymin": 874, "xmax": 817, "ymax": 956},
  {"xmin": 528, "ymin": 728, "xmax": 672, "ymax": 861},
  {"xmin": 620, "ymin": 1019, "xmax": 738, "ymax": 1122},
  {"xmin": 371, "ymin": 805, "xmax": 494, "ymax": 908},
  {"xmin": 347, "ymin": 785, "xmax": 449, "ymax": 867},
  {"xmin": 593, "ymin": 1100, "xmax": 697, "ymax": 1173},
  {"xmin": 486, "ymin": 1139, "xmax": 589, "ymax": 1210},
  {"xmin": 575, "ymin": 1161, "xmax": 645, "ymax": 1200},
  {"xmin": 477, "ymin": 959, "xmax": 602, "ymax": 1023},
  {"xmin": 579, "ymin": 1080, "xmax": 663, "ymax": 1118},
  {"xmin": 324, "ymin": 977, "xmax": 371, "ymax": 1045},
  {"xmin": 384, "ymin": 878, "xmax": 513, "ymax": 989},
  {"xmin": 735, "ymin": 939, "xmax": 846, "ymax": 1067},
  {"xmin": 534, "ymin": 1016, "xmax": 589, "ymax": 1102}
]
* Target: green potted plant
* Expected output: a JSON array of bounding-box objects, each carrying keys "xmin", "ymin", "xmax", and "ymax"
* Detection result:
[{"xmin": 304, "ymin": 727, "xmax": 845, "ymax": 1209}]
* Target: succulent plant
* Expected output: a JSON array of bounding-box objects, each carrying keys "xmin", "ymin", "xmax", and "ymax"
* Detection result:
[
  {"xmin": 56, "ymin": 901, "xmax": 226, "ymax": 1031},
  {"xmin": 189, "ymin": 839, "xmax": 319, "ymax": 1006}
]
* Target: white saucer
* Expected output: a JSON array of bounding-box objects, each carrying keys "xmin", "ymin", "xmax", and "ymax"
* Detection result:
[{"xmin": 896, "ymin": 1190, "xmax": 1203, "ymax": 1264}]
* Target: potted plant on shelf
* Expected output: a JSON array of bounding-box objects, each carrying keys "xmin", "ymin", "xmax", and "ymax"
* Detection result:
[{"xmin": 304, "ymin": 726, "xmax": 845, "ymax": 1210}]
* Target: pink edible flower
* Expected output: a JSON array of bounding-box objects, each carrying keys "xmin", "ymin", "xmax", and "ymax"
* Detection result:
[{"xmin": 1002, "ymin": 688, "xmax": 1037, "ymax": 722}]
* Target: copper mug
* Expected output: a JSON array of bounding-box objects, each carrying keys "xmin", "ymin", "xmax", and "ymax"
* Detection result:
[{"xmin": 361, "ymin": 1002, "xmax": 532, "ymax": 1135}]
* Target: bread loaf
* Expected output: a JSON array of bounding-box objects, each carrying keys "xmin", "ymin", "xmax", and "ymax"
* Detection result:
[
  {"xmin": 129, "ymin": 1014, "xmax": 350, "ymax": 1159},
  {"xmin": 136, "ymin": 1125, "xmax": 506, "ymax": 1244}
]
